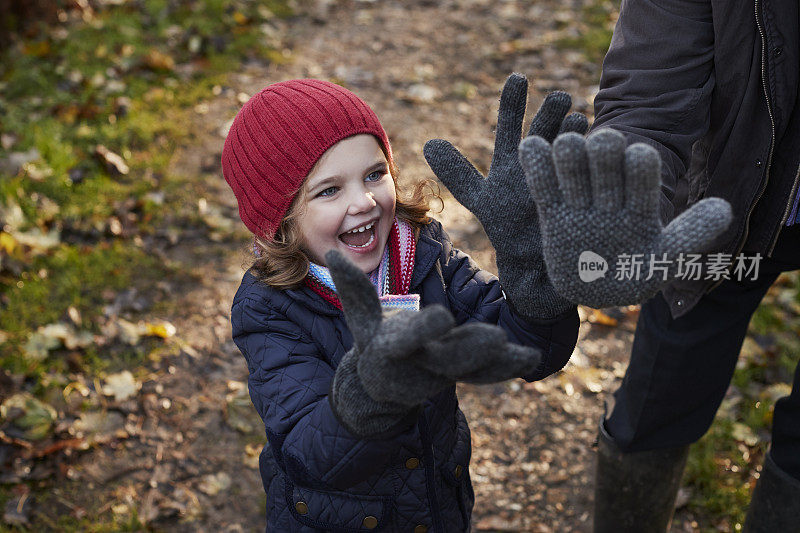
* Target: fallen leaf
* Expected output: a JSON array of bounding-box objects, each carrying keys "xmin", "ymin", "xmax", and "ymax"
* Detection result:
[
  {"xmin": 144, "ymin": 321, "xmax": 176, "ymax": 339},
  {"xmin": 402, "ymin": 83, "xmax": 439, "ymax": 104},
  {"xmin": 102, "ymin": 371, "xmax": 140, "ymax": 402},
  {"xmin": 24, "ymin": 323, "xmax": 93, "ymax": 360},
  {"xmin": 0, "ymin": 201, "xmax": 25, "ymax": 231},
  {"xmin": 94, "ymin": 145, "xmax": 129, "ymax": 175},
  {"xmin": 475, "ymin": 516, "xmax": 524, "ymax": 531},
  {"xmin": 0, "ymin": 393, "xmax": 57, "ymax": 441},
  {"xmin": 114, "ymin": 318, "xmax": 144, "ymax": 345},
  {"xmin": 142, "ymin": 48, "xmax": 175, "ymax": 71},
  {"xmin": 24, "ymin": 327, "xmax": 63, "ymax": 361},
  {"xmin": 9, "ymin": 228, "xmax": 61, "ymax": 252},
  {"xmin": 72, "ymin": 410, "xmax": 125, "ymax": 444},
  {"xmin": 198, "ymin": 472, "xmax": 231, "ymax": 496},
  {"xmin": 588, "ymin": 309, "xmax": 619, "ymax": 327}
]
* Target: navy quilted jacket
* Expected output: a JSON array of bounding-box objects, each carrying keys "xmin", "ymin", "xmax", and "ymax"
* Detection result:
[{"xmin": 231, "ymin": 219, "xmax": 579, "ymax": 532}]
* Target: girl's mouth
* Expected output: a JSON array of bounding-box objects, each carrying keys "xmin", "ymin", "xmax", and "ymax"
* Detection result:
[{"xmin": 338, "ymin": 221, "xmax": 376, "ymax": 249}]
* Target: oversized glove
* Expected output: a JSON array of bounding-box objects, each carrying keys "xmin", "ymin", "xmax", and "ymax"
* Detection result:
[
  {"xmin": 519, "ymin": 128, "xmax": 733, "ymax": 308},
  {"xmin": 424, "ymin": 73, "xmax": 588, "ymax": 320},
  {"xmin": 326, "ymin": 250, "xmax": 542, "ymax": 438}
]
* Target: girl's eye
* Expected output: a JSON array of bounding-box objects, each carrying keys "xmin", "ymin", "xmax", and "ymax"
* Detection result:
[
  {"xmin": 317, "ymin": 186, "xmax": 338, "ymax": 198},
  {"xmin": 366, "ymin": 170, "xmax": 386, "ymax": 182}
]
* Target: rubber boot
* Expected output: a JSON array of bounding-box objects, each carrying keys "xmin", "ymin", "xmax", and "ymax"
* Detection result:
[
  {"xmin": 743, "ymin": 452, "xmax": 800, "ymax": 533},
  {"xmin": 593, "ymin": 422, "xmax": 689, "ymax": 533}
]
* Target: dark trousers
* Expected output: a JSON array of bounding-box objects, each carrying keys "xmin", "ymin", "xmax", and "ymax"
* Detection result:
[{"xmin": 605, "ymin": 224, "xmax": 800, "ymax": 480}]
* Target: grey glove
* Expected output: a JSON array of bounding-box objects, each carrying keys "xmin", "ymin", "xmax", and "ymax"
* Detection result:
[
  {"xmin": 519, "ymin": 128, "xmax": 733, "ymax": 308},
  {"xmin": 326, "ymin": 250, "xmax": 542, "ymax": 438},
  {"xmin": 424, "ymin": 73, "xmax": 588, "ymax": 320}
]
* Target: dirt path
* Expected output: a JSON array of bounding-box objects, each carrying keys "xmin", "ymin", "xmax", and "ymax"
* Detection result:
[{"xmin": 65, "ymin": 1, "xmax": 655, "ymax": 531}]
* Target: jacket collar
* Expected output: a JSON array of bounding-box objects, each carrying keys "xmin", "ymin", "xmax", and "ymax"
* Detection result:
[{"xmin": 410, "ymin": 227, "xmax": 443, "ymax": 291}]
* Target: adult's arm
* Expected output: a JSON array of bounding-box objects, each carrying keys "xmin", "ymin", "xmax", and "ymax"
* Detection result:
[{"xmin": 592, "ymin": 0, "xmax": 715, "ymax": 223}]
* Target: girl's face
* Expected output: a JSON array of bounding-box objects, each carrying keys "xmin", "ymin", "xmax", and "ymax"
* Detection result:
[{"xmin": 297, "ymin": 134, "xmax": 397, "ymax": 273}]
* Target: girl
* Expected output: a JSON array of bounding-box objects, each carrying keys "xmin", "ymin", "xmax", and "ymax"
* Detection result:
[{"xmin": 224, "ymin": 76, "xmax": 583, "ymax": 532}]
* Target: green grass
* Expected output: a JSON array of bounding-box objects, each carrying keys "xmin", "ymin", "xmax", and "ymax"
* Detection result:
[
  {"xmin": 682, "ymin": 274, "xmax": 800, "ymax": 530},
  {"xmin": 555, "ymin": 0, "xmax": 620, "ymax": 62},
  {"xmin": 0, "ymin": 4, "xmax": 290, "ymax": 526},
  {"xmin": 0, "ymin": 0, "xmax": 292, "ymax": 381},
  {"xmin": 0, "ymin": 482, "xmax": 149, "ymax": 533}
]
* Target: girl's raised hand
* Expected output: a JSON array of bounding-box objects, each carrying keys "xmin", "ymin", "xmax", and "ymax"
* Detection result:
[{"xmin": 326, "ymin": 250, "xmax": 542, "ymax": 437}]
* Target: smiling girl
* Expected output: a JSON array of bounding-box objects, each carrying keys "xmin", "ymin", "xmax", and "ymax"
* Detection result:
[{"xmin": 223, "ymin": 78, "xmax": 582, "ymax": 532}]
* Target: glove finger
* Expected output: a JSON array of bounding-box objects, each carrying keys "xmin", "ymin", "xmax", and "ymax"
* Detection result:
[
  {"xmin": 457, "ymin": 344, "xmax": 543, "ymax": 384},
  {"xmin": 559, "ymin": 112, "xmax": 589, "ymax": 135},
  {"xmin": 660, "ymin": 197, "xmax": 733, "ymax": 256},
  {"xmin": 325, "ymin": 250, "xmax": 382, "ymax": 350},
  {"xmin": 423, "ymin": 139, "xmax": 484, "ymax": 209},
  {"xmin": 417, "ymin": 323, "xmax": 542, "ymax": 383},
  {"xmin": 414, "ymin": 323, "xmax": 507, "ymax": 376},
  {"xmin": 553, "ymin": 132, "xmax": 592, "ymax": 209},
  {"xmin": 490, "ymin": 73, "xmax": 529, "ymax": 167},
  {"xmin": 624, "ymin": 143, "xmax": 661, "ymax": 217},
  {"xmin": 375, "ymin": 305, "xmax": 455, "ymax": 360},
  {"xmin": 527, "ymin": 91, "xmax": 572, "ymax": 142},
  {"xmin": 519, "ymin": 136, "xmax": 563, "ymax": 206},
  {"xmin": 586, "ymin": 129, "xmax": 626, "ymax": 212}
]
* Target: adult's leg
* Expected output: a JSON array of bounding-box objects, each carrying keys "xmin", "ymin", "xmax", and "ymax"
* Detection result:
[
  {"xmin": 608, "ymin": 269, "xmax": 781, "ymax": 452},
  {"xmin": 595, "ymin": 261, "xmax": 782, "ymax": 533}
]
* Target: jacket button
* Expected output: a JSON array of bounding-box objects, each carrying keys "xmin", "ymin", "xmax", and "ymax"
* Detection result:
[
  {"xmin": 755, "ymin": 159, "xmax": 763, "ymax": 168},
  {"xmin": 454, "ymin": 464, "xmax": 463, "ymax": 479},
  {"xmin": 405, "ymin": 457, "xmax": 419, "ymax": 469},
  {"xmin": 363, "ymin": 516, "xmax": 378, "ymax": 529},
  {"xmin": 414, "ymin": 526, "xmax": 428, "ymax": 533},
  {"xmin": 295, "ymin": 501, "xmax": 308, "ymax": 515},
  {"xmin": 676, "ymin": 299, "xmax": 684, "ymax": 307}
]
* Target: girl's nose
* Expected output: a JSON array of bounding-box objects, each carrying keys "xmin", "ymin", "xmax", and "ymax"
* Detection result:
[{"xmin": 347, "ymin": 189, "xmax": 377, "ymax": 214}]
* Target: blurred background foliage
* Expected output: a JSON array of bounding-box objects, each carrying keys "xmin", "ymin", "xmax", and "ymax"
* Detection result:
[{"xmin": 0, "ymin": 0, "xmax": 290, "ymax": 529}]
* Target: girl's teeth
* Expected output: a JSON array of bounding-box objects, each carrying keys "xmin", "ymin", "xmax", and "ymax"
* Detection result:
[
  {"xmin": 348, "ymin": 222, "xmax": 374, "ymax": 234},
  {"xmin": 349, "ymin": 233, "xmax": 374, "ymax": 248}
]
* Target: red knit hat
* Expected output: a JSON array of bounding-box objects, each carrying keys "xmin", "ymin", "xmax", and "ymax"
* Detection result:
[{"xmin": 221, "ymin": 79, "xmax": 393, "ymax": 240}]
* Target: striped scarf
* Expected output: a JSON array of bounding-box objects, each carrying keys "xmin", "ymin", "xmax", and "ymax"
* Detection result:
[{"xmin": 305, "ymin": 218, "xmax": 419, "ymax": 312}]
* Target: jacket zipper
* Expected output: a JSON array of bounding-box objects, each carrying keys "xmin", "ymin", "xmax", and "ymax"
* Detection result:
[
  {"xmin": 418, "ymin": 413, "xmax": 445, "ymax": 532},
  {"xmin": 707, "ymin": 0, "xmax": 776, "ymax": 293}
]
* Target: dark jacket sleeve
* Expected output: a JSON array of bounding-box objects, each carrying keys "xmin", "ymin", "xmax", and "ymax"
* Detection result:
[
  {"xmin": 436, "ymin": 224, "xmax": 579, "ymax": 381},
  {"xmin": 231, "ymin": 293, "xmax": 410, "ymax": 490},
  {"xmin": 592, "ymin": 0, "xmax": 715, "ymax": 223}
]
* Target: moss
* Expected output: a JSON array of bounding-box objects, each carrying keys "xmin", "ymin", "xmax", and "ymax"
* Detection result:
[
  {"xmin": 554, "ymin": 0, "xmax": 620, "ymax": 62},
  {"xmin": 684, "ymin": 418, "xmax": 757, "ymax": 529},
  {"xmin": 0, "ymin": 243, "xmax": 168, "ymax": 376}
]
